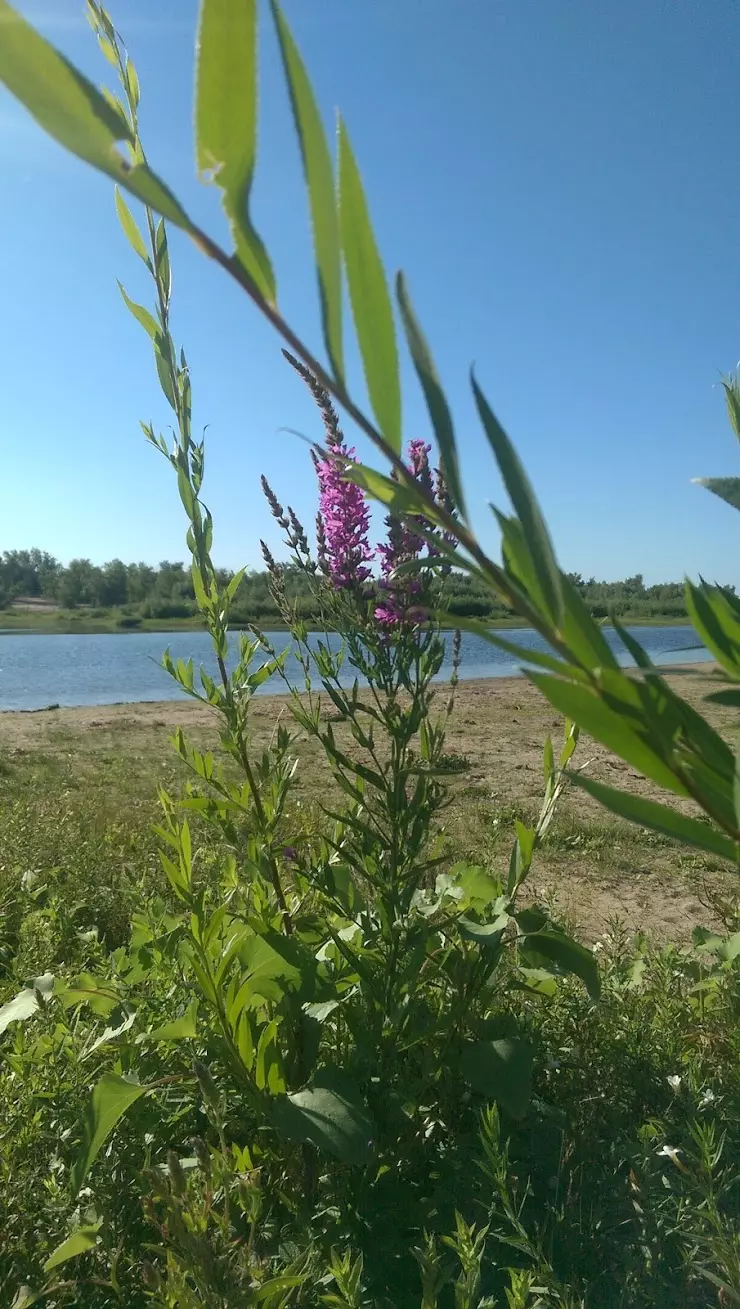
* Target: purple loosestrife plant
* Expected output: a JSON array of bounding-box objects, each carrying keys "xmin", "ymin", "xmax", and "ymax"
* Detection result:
[
  {"xmin": 375, "ymin": 439, "xmax": 454, "ymax": 628},
  {"xmin": 314, "ymin": 443, "xmax": 373, "ymax": 589}
]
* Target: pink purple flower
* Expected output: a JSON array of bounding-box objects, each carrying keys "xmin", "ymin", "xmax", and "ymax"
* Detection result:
[{"xmin": 314, "ymin": 439, "xmax": 373, "ymax": 589}]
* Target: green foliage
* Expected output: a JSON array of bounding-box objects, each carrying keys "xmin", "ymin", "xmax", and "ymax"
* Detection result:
[{"xmin": 3, "ymin": 1, "xmax": 740, "ymax": 1304}]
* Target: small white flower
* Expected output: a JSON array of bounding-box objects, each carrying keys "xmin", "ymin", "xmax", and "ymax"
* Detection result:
[
  {"xmin": 656, "ymin": 1145, "xmax": 683, "ymax": 1167},
  {"xmin": 667, "ymin": 1075, "xmax": 682, "ymax": 1092},
  {"xmin": 592, "ymin": 941, "xmax": 604, "ymax": 954},
  {"xmin": 698, "ymin": 1089, "xmax": 716, "ymax": 1110}
]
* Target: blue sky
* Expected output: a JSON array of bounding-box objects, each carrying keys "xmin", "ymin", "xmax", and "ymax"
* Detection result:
[{"xmin": 1, "ymin": 0, "xmax": 739, "ymax": 583}]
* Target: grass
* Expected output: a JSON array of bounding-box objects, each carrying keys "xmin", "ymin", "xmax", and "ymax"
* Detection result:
[
  {"xmin": 0, "ymin": 670, "xmax": 732, "ymax": 963},
  {"xmin": 2, "ymin": 670, "xmax": 740, "ymax": 1304}
]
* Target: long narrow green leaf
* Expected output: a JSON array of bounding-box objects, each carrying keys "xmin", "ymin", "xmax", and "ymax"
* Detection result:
[
  {"xmin": 694, "ymin": 477, "xmax": 740, "ymax": 512},
  {"xmin": 44, "ymin": 1222, "xmax": 102, "ymax": 1273},
  {"xmin": 271, "ymin": 1, "xmax": 342, "ymax": 381},
  {"xmin": 338, "ymin": 119, "xmax": 401, "ymax": 453},
  {"xmin": 686, "ymin": 580, "xmax": 740, "ymax": 681},
  {"xmin": 572, "ymin": 774, "xmax": 738, "ymax": 863},
  {"xmin": 195, "ymin": 0, "xmax": 275, "ymax": 303},
  {"xmin": 472, "ymin": 371, "xmax": 562, "ymax": 624},
  {"xmin": 70, "ymin": 1072, "xmax": 146, "ymax": 1193},
  {"xmin": 344, "ymin": 463, "xmax": 439, "ymax": 521},
  {"xmin": 114, "ymin": 186, "xmax": 150, "ymax": 266},
  {"xmin": 611, "ymin": 614, "xmax": 654, "ymax": 669},
  {"xmin": 396, "ymin": 272, "xmax": 465, "ymax": 516},
  {"xmin": 444, "ymin": 618, "xmax": 582, "ymax": 678},
  {"xmin": 558, "ymin": 574, "xmax": 619, "ymax": 671},
  {"xmin": 0, "ymin": 1, "xmax": 192, "ymax": 228},
  {"xmin": 528, "ymin": 672, "xmax": 688, "ymax": 795},
  {"xmin": 117, "ymin": 281, "xmax": 158, "ymax": 338}
]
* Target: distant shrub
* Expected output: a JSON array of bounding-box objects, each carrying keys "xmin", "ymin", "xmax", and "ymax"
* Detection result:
[
  {"xmin": 117, "ymin": 615, "xmax": 142, "ymax": 629},
  {"xmin": 140, "ymin": 599, "xmax": 195, "ymax": 620}
]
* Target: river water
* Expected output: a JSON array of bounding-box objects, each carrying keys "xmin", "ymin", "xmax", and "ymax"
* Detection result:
[{"xmin": 0, "ymin": 625, "xmax": 713, "ymax": 712}]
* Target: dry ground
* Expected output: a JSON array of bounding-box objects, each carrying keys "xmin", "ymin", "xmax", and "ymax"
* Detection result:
[{"xmin": 1, "ymin": 667, "xmax": 734, "ymax": 943}]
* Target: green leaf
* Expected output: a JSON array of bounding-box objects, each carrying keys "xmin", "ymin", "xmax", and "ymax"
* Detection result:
[
  {"xmin": 559, "ymin": 572, "xmax": 619, "ymax": 670},
  {"xmin": 71, "ymin": 1072, "xmax": 146, "ymax": 1193},
  {"xmin": 117, "ymin": 281, "xmax": 158, "ymax": 338},
  {"xmin": 345, "ymin": 463, "xmax": 441, "ymax": 523},
  {"xmin": 396, "ymin": 271, "xmax": 465, "ymax": 516},
  {"xmin": 114, "ymin": 186, "xmax": 150, "ymax": 265},
  {"xmin": 612, "ymin": 614, "xmax": 654, "ymax": 670},
  {"xmin": 43, "ymin": 1221, "xmax": 102, "ymax": 1273},
  {"xmin": 472, "ymin": 372, "xmax": 562, "ymax": 624},
  {"xmin": 448, "ymin": 862, "xmax": 504, "ymax": 912},
  {"xmin": 694, "ymin": 477, "xmax": 740, "ymax": 511},
  {"xmin": 195, "ymin": 0, "xmax": 275, "ymax": 302},
  {"xmin": 273, "ymin": 1067, "xmax": 374, "ymax": 1164},
  {"xmin": 457, "ymin": 914, "xmax": 509, "ymax": 949},
  {"xmin": 0, "ymin": 1, "xmax": 192, "ymax": 228},
  {"xmin": 0, "ymin": 973, "xmax": 53, "ymax": 1035},
  {"xmin": 239, "ymin": 933, "xmax": 303, "ymax": 1003},
  {"xmin": 527, "ymin": 671, "xmax": 687, "ymax": 796},
  {"xmin": 84, "ymin": 1009, "xmax": 136, "ymax": 1058},
  {"xmin": 459, "ymin": 1038, "xmax": 532, "ymax": 1119},
  {"xmin": 571, "ymin": 773, "xmax": 738, "ymax": 863},
  {"xmin": 519, "ymin": 929, "xmax": 601, "ymax": 1000},
  {"xmin": 148, "ymin": 1001, "xmax": 198, "ymax": 1042},
  {"xmin": 338, "ymin": 119, "xmax": 401, "ymax": 453},
  {"xmin": 271, "ymin": 1, "xmax": 342, "ymax": 381},
  {"xmin": 686, "ymin": 580, "xmax": 740, "ymax": 681}
]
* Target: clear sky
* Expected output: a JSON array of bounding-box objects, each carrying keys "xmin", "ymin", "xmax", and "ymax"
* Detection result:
[{"xmin": 1, "ymin": 0, "xmax": 739, "ymax": 583}]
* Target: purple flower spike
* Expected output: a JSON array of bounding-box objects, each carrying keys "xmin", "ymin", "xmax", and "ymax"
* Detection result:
[{"xmin": 315, "ymin": 442, "xmax": 374, "ymax": 589}]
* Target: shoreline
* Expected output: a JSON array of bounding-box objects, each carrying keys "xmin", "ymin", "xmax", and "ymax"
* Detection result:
[
  {"xmin": 0, "ymin": 660, "xmax": 716, "ymax": 719},
  {"xmin": 0, "ymin": 615, "xmax": 698, "ymax": 637}
]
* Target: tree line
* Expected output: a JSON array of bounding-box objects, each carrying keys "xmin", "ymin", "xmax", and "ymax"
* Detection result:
[{"xmin": 0, "ymin": 549, "xmax": 703, "ymax": 623}]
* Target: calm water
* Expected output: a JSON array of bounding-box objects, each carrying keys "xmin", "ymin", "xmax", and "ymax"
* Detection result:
[{"xmin": 0, "ymin": 625, "xmax": 713, "ymax": 712}]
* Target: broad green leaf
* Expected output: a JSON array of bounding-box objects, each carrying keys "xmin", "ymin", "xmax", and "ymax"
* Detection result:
[
  {"xmin": 694, "ymin": 477, "xmax": 740, "ymax": 511},
  {"xmin": 71, "ymin": 1072, "xmax": 146, "ymax": 1193},
  {"xmin": 44, "ymin": 1221, "xmax": 102, "ymax": 1273},
  {"xmin": 473, "ymin": 372, "xmax": 562, "ymax": 624},
  {"xmin": 114, "ymin": 186, "xmax": 150, "ymax": 265},
  {"xmin": 0, "ymin": 973, "xmax": 53, "ymax": 1035},
  {"xmin": 239, "ymin": 933, "xmax": 303, "ymax": 1003},
  {"xmin": 271, "ymin": 1, "xmax": 342, "ymax": 381},
  {"xmin": 148, "ymin": 1001, "xmax": 198, "ymax": 1042},
  {"xmin": 273, "ymin": 1067, "xmax": 374, "ymax": 1164},
  {"xmin": 459, "ymin": 1038, "xmax": 532, "ymax": 1119},
  {"xmin": 519, "ymin": 929, "xmax": 601, "ymax": 1000},
  {"xmin": 514, "ymin": 968, "xmax": 559, "ymax": 997},
  {"xmin": 0, "ymin": 1, "xmax": 192, "ymax": 228},
  {"xmin": 571, "ymin": 773, "xmax": 738, "ymax": 863},
  {"xmin": 338, "ymin": 119, "xmax": 401, "ymax": 452},
  {"xmin": 528, "ymin": 671, "xmax": 688, "ymax": 796},
  {"xmin": 448, "ymin": 862, "xmax": 505, "ymax": 912},
  {"xmin": 396, "ymin": 271, "xmax": 466, "ymax": 516},
  {"xmin": 195, "ymin": 0, "xmax": 275, "ymax": 302},
  {"xmin": 718, "ymin": 931, "xmax": 740, "ymax": 963},
  {"xmin": 117, "ymin": 281, "xmax": 158, "ymax": 338},
  {"xmin": 457, "ymin": 913, "xmax": 509, "ymax": 949}
]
